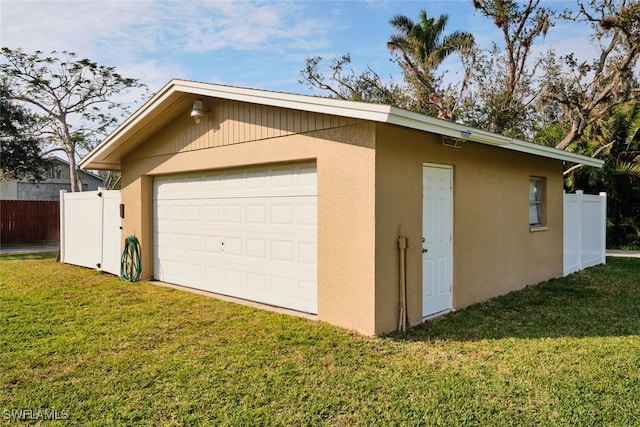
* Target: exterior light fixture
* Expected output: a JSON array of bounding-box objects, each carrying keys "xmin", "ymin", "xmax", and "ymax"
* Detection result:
[
  {"xmin": 442, "ymin": 136, "xmax": 465, "ymax": 149},
  {"xmin": 190, "ymin": 99, "xmax": 208, "ymax": 123}
]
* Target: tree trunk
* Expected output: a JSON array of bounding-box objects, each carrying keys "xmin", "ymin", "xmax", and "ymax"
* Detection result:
[
  {"xmin": 555, "ymin": 116, "xmax": 586, "ymax": 151},
  {"xmin": 64, "ymin": 148, "xmax": 82, "ymax": 192}
]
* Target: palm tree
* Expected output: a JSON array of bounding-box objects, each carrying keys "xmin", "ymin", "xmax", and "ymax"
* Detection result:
[
  {"xmin": 387, "ymin": 10, "xmax": 474, "ymax": 119},
  {"xmin": 566, "ymin": 102, "xmax": 640, "ymax": 248}
]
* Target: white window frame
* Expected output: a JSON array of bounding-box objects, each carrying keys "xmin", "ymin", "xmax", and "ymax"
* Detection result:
[{"xmin": 529, "ymin": 177, "xmax": 545, "ymax": 228}]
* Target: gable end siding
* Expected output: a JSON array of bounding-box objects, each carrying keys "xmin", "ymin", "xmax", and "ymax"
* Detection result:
[{"xmin": 136, "ymin": 100, "xmax": 363, "ymax": 158}]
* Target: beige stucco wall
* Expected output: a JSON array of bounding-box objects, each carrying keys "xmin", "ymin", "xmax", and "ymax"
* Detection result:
[
  {"xmin": 120, "ymin": 98, "xmax": 379, "ymax": 335},
  {"xmin": 118, "ymin": 96, "xmax": 564, "ymax": 336},
  {"xmin": 373, "ymin": 123, "xmax": 564, "ymax": 334}
]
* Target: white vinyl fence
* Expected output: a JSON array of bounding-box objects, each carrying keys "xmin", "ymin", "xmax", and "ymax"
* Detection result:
[
  {"xmin": 60, "ymin": 189, "xmax": 122, "ymax": 275},
  {"xmin": 564, "ymin": 190, "xmax": 607, "ymax": 276},
  {"xmin": 59, "ymin": 188, "xmax": 603, "ymax": 279}
]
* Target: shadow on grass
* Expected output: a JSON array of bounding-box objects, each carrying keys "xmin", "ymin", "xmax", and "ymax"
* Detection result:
[
  {"xmin": 0, "ymin": 252, "xmax": 58, "ymax": 261},
  {"xmin": 389, "ymin": 257, "xmax": 640, "ymax": 342}
]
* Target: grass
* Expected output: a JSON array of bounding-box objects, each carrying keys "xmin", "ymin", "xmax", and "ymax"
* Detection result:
[
  {"xmin": 0, "ymin": 241, "xmax": 58, "ymax": 248},
  {"xmin": 1, "ymin": 254, "xmax": 639, "ymax": 426}
]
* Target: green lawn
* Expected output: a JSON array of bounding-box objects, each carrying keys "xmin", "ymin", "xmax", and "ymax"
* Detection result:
[{"xmin": 1, "ymin": 253, "xmax": 639, "ymax": 426}]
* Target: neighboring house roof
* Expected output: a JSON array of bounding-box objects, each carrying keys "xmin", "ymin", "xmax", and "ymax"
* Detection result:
[
  {"xmin": 0, "ymin": 156, "xmax": 104, "ymax": 183},
  {"xmin": 80, "ymin": 79, "xmax": 604, "ymax": 170},
  {"xmin": 1, "ymin": 157, "xmax": 105, "ymax": 201},
  {"xmin": 47, "ymin": 157, "xmax": 105, "ymax": 182}
]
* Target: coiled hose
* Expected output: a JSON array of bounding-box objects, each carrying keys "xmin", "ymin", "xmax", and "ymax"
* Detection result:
[{"xmin": 120, "ymin": 235, "xmax": 141, "ymax": 282}]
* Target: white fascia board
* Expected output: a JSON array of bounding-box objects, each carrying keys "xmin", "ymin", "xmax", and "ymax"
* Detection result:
[
  {"xmin": 172, "ymin": 80, "xmax": 394, "ymax": 122},
  {"xmin": 79, "ymin": 81, "xmax": 180, "ymax": 170},
  {"xmin": 80, "ymin": 79, "xmax": 604, "ymax": 170},
  {"xmin": 386, "ymin": 106, "xmax": 602, "ymax": 167},
  {"xmin": 508, "ymin": 139, "xmax": 604, "ymax": 167},
  {"xmin": 386, "ymin": 107, "xmax": 511, "ymax": 145},
  {"xmin": 80, "ymin": 79, "xmax": 394, "ymax": 170}
]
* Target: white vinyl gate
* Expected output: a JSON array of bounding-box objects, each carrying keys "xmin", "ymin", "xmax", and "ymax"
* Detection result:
[
  {"xmin": 60, "ymin": 189, "xmax": 122, "ymax": 275},
  {"xmin": 563, "ymin": 191, "xmax": 607, "ymax": 276}
]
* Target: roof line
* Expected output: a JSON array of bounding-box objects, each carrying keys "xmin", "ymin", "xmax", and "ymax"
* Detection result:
[{"xmin": 80, "ymin": 79, "xmax": 604, "ymax": 170}]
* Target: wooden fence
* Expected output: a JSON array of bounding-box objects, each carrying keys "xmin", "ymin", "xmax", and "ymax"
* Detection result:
[{"xmin": 0, "ymin": 200, "xmax": 60, "ymax": 242}]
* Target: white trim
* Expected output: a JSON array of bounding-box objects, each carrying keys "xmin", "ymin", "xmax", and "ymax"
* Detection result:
[
  {"xmin": 80, "ymin": 79, "xmax": 605, "ymax": 170},
  {"xmin": 530, "ymin": 226, "xmax": 549, "ymax": 232},
  {"xmin": 59, "ymin": 190, "xmax": 66, "ymax": 263},
  {"xmin": 508, "ymin": 139, "xmax": 602, "ymax": 167},
  {"xmin": 422, "ymin": 309, "xmax": 452, "ymax": 321}
]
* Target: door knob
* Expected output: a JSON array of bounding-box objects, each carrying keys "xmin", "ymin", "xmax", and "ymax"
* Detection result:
[{"xmin": 422, "ymin": 248, "xmax": 428, "ymax": 253}]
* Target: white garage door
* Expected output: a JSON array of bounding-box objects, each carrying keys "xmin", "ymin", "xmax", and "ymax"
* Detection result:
[{"xmin": 153, "ymin": 163, "xmax": 318, "ymax": 314}]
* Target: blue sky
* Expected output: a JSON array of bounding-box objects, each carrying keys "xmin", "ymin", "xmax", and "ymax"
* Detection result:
[{"xmin": 1, "ymin": 0, "xmax": 591, "ymax": 98}]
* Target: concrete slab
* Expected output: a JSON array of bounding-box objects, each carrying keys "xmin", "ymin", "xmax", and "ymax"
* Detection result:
[{"xmin": 606, "ymin": 250, "xmax": 640, "ymax": 258}]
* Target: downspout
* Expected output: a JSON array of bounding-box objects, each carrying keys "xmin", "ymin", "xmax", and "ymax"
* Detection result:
[{"xmin": 398, "ymin": 226, "xmax": 408, "ymax": 332}]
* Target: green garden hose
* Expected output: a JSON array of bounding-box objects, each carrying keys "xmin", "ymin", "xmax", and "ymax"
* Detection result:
[{"xmin": 120, "ymin": 235, "xmax": 141, "ymax": 282}]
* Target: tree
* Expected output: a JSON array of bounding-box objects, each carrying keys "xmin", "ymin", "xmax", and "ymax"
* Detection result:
[
  {"xmin": 299, "ymin": 9, "xmax": 473, "ymax": 119},
  {"xmin": 458, "ymin": 45, "xmax": 539, "ymax": 138},
  {"xmin": 0, "ymin": 83, "xmax": 51, "ymax": 181},
  {"xmin": 0, "ymin": 48, "xmax": 146, "ymax": 191},
  {"xmin": 473, "ymin": 0, "xmax": 552, "ymax": 94},
  {"xmin": 565, "ymin": 102, "xmax": 640, "ymax": 248},
  {"xmin": 387, "ymin": 10, "xmax": 474, "ymax": 119},
  {"xmin": 467, "ymin": 0, "xmax": 553, "ymax": 137},
  {"xmin": 299, "ymin": 54, "xmax": 408, "ymax": 106},
  {"xmin": 540, "ymin": 0, "xmax": 640, "ymax": 151}
]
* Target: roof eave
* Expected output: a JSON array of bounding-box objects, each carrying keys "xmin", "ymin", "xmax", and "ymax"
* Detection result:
[
  {"xmin": 80, "ymin": 79, "xmax": 605, "ymax": 171},
  {"xmin": 79, "ymin": 80, "xmax": 183, "ymax": 171},
  {"xmin": 386, "ymin": 107, "xmax": 511, "ymax": 146},
  {"xmin": 507, "ymin": 139, "xmax": 604, "ymax": 167},
  {"xmin": 385, "ymin": 107, "xmax": 603, "ymax": 167},
  {"xmin": 80, "ymin": 79, "xmax": 395, "ymax": 170},
  {"xmin": 171, "ymin": 79, "xmax": 394, "ymax": 120}
]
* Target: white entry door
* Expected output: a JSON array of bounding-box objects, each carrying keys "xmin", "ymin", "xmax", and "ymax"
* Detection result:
[
  {"xmin": 153, "ymin": 163, "xmax": 318, "ymax": 314},
  {"xmin": 422, "ymin": 164, "xmax": 453, "ymax": 318}
]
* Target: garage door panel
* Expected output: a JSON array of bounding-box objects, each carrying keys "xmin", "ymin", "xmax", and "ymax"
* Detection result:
[
  {"xmin": 246, "ymin": 238, "xmax": 267, "ymax": 258},
  {"xmin": 185, "ymin": 234, "xmax": 202, "ymax": 251},
  {"xmin": 203, "ymin": 204, "xmax": 221, "ymax": 221},
  {"xmin": 204, "ymin": 266, "xmax": 224, "ymax": 286},
  {"xmin": 299, "ymin": 203, "xmax": 317, "ymax": 225},
  {"xmin": 298, "ymin": 242, "xmax": 317, "ymax": 264},
  {"xmin": 155, "ymin": 165, "xmax": 317, "ymax": 200},
  {"xmin": 185, "ymin": 205, "xmax": 201, "ymax": 221},
  {"xmin": 169, "ymin": 233, "xmax": 184, "ymax": 249},
  {"xmin": 247, "ymin": 273, "xmax": 268, "ymax": 292},
  {"xmin": 246, "ymin": 204, "xmax": 266, "ymax": 223},
  {"xmin": 204, "ymin": 236, "xmax": 222, "ymax": 253},
  {"xmin": 272, "ymin": 276, "xmax": 295, "ymax": 297},
  {"xmin": 271, "ymin": 204, "xmax": 293, "ymax": 224},
  {"xmin": 170, "ymin": 206, "xmax": 183, "ymax": 220},
  {"xmin": 299, "ymin": 280, "xmax": 317, "ymax": 303},
  {"xmin": 223, "ymin": 204, "xmax": 243, "ymax": 223},
  {"xmin": 185, "ymin": 263, "xmax": 203, "ymax": 281},
  {"xmin": 154, "ymin": 163, "xmax": 317, "ymax": 314},
  {"xmin": 225, "ymin": 269, "xmax": 244, "ymax": 288},
  {"xmin": 271, "ymin": 240, "xmax": 293, "ymax": 261}
]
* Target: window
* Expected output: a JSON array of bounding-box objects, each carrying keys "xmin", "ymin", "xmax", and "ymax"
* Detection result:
[{"xmin": 529, "ymin": 177, "xmax": 544, "ymax": 227}]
